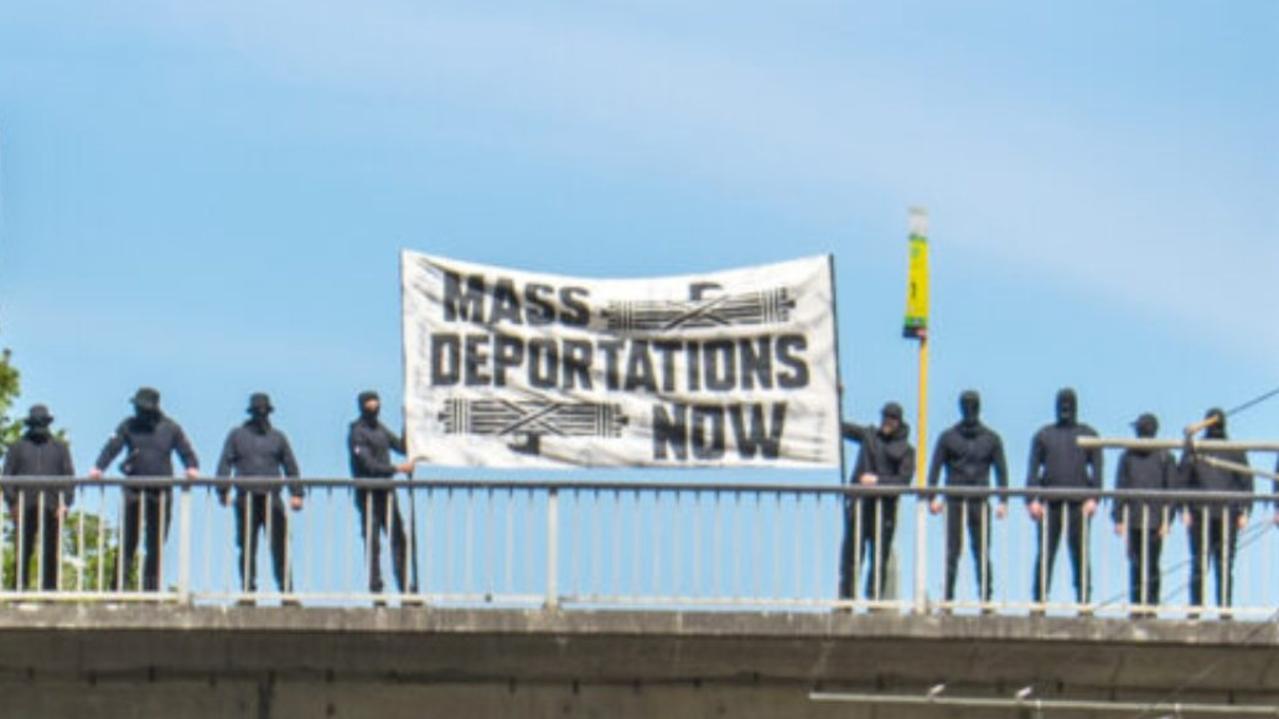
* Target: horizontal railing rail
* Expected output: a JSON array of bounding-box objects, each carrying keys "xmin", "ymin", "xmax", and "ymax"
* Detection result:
[{"xmin": 0, "ymin": 477, "xmax": 1276, "ymax": 621}]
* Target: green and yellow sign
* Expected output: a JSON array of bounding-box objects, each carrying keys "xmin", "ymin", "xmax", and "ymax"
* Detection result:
[{"xmin": 902, "ymin": 208, "xmax": 929, "ymax": 339}]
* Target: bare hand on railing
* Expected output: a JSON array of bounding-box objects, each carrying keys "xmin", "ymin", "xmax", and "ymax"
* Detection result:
[
  {"xmin": 995, "ymin": 504, "xmax": 1007, "ymax": 520},
  {"xmin": 1082, "ymin": 499, "xmax": 1097, "ymax": 518},
  {"xmin": 1027, "ymin": 500, "xmax": 1044, "ymax": 521},
  {"xmin": 929, "ymin": 499, "xmax": 943, "ymax": 515},
  {"xmin": 290, "ymin": 496, "xmax": 304, "ymax": 511},
  {"xmin": 1237, "ymin": 514, "xmax": 1248, "ymax": 531},
  {"xmin": 397, "ymin": 461, "xmax": 415, "ymax": 475},
  {"xmin": 1183, "ymin": 510, "xmax": 1193, "ymax": 527},
  {"xmin": 185, "ymin": 467, "xmax": 200, "ymax": 480},
  {"xmin": 1159, "ymin": 523, "xmax": 1170, "ymax": 538},
  {"xmin": 56, "ymin": 506, "xmax": 67, "ymax": 521},
  {"xmin": 858, "ymin": 473, "xmax": 878, "ymax": 486},
  {"xmin": 1114, "ymin": 522, "xmax": 1125, "ymax": 537},
  {"xmin": 88, "ymin": 467, "xmax": 103, "ymax": 480}
]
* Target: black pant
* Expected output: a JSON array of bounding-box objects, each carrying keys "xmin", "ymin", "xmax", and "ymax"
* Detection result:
[
  {"xmin": 1031, "ymin": 500, "xmax": 1090, "ymax": 603},
  {"xmin": 116, "ymin": 490, "xmax": 172, "ymax": 592},
  {"xmin": 1187, "ymin": 513, "xmax": 1238, "ymax": 608},
  {"xmin": 16, "ymin": 504, "xmax": 61, "ymax": 591},
  {"xmin": 1125, "ymin": 526, "xmax": 1163, "ymax": 606},
  {"xmin": 944, "ymin": 498, "xmax": 994, "ymax": 601},
  {"xmin": 838, "ymin": 498, "xmax": 896, "ymax": 600},
  {"xmin": 355, "ymin": 488, "xmax": 414, "ymax": 593},
  {"xmin": 234, "ymin": 492, "xmax": 290, "ymax": 592}
]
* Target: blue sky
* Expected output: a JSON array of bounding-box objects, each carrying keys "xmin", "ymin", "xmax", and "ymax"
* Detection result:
[{"xmin": 1, "ymin": 0, "xmax": 1276, "ymax": 485}]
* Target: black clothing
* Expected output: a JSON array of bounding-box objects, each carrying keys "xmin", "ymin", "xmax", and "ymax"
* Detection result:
[
  {"xmin": 1026, "ymin": 423, "xmax": 1102, "ymax": 498},
  {"xmin": 217, "ymin": 420, "xmax": 301, "ymax": 592},
  {"xmin": 1125, "ymin": 525, "xmax": 1163, "ymax": 607},
  {"xmin": 928, "ymin": 422, "xmax": 1009, "ymax": 494},
  {"xmin": 1031, "ymin": 500, "xmax": 1091, "ymax": 603},
  {"xmin": 356, "ymin": 489, "xmax": 411, "ymax": 593},
  {"xmin": 943, "ymin": 498, "xmax": 994, "ymax": 602},
  {"xmin": 348, "ymin": 419, "xmax": 405, "ymax": 479},
  {"xmin": 3, "ymin": 431, "xmax": 75, "ymax": 510},
  {"xmin": 838, "ymin": 421, "xmax": 913, "ymax": 600},
  {"xmin": 348, "ymin": 418, "xmax": 415, "ymax": 593},
  {"xmin": 1187, "ymin": 517, "xmax": 1238, "ymax": 608},
  {"xmin": 1112, "ymin": 448, "xmax": 1176, "ymax": 524},
  {"xmin": 928, "ymin": 420, "xmax": 1007, "ymax": 602},
  {"xmin": 96, "ymin": 413, "xmax": 198, "ymax": 592},
  {"xmin": 4, "ymin": 431, "xmax": 75, "ymax": 592},
  {"xmin": 1179, "ymin": 448, "xmax": 1252, "ymax": 518},
  {"xmin": 233, "ymin": 493, "xmax": 290, "ymax": 592},
  {"xmin": 216, "ymin": 422, "xmax": 302, "ymax": 498},
  {"xmin": 95, "ymin": 414, "xmax": 199, "ymax": 482}
]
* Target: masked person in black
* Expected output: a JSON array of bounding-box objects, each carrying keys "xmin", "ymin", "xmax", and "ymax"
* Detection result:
[
  {"xmin": 90, "ymin": 387, "xmax": 199, "ymax": 591},
  {"xmin": 216, "ymin": 393, "xmax": 304, "ymax": 602},
  {"xmin": 1026, "ymin": 388, "xmax": 1102, "ymax": 611},
  {"xmin": 348, "ymin": 390, "xmax": 417, "ymax": 601},
  {"xmin": 1180, "ymin": 408, "xmax": 1251, "ymax": 614},
  {"xmin": 838, "ymin": 402, "xmax": 914, "ymax": 603},
  {"xmin": 1112, "ymin": 413, "xmax": 1175, "ymax": 616},
  {"xmin": 927, "ymin": 390, "xmax": 1008, "ymax": 608},
  {"xmin": 2, "ymin": 405, "xmax": 74, "ymax": 591}
]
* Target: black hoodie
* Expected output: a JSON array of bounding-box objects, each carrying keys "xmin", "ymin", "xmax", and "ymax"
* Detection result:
[
  {"xmin": 928, "ymin": 421, "xmax": 1009, "ymax": 498},
  {"xmin": 842, "ymin": 421, "xmax": 915, "ymax": 509}
]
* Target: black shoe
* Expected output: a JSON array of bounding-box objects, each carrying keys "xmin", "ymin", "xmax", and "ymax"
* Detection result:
[
  {"xmin": 281, "ymin": 598, "xmax": 301, "ymax": 608},
  {"xmin": 401, "ymin": 598, "xmax": 425, "ymax": 608},
  {"xmin": 235, "ymin": 598, "xmax": 256, "ymax": 607},
  {"xmin": 372, "ymin": 599, "xmax": 387, "ymax": 608}
]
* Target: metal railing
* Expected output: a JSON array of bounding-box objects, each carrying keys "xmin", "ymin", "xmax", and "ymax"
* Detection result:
[{"xmin": 1, "ymin": 476, "xmax": 1277, "ymax": 620}]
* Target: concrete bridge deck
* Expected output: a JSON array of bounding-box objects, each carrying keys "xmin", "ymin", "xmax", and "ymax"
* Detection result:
[{"xmin": 1, "ymin": 605, "xmax": 1276, "ymax": 717}]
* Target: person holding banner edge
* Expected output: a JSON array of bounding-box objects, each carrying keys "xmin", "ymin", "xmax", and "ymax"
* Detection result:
[
  {"xmin": 839, "ymin": 402, "xmax": 914, "ymax": 604},
  {"xmin": 348, "ymin": 390, "xmax": 419, "ymax": 605}
]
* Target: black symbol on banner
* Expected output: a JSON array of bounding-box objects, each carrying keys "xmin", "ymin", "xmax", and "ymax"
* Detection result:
[
  {"xmin": 439, "ymin": 399, "xmax": 628, "ymax": 456},
  {"xmin": 602, "ymin": 287, "xmax": 796, "ymax": 332}
]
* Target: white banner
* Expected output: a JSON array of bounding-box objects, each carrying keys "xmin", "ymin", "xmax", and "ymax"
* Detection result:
[{"xmin": 401, "ymin": 251, "xmax": 841, "ymax": 469}]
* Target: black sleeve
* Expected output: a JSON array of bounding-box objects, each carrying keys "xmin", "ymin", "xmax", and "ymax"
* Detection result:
[
  {"xmin": 172, "ymin": 424, "xmax": 199, "ymax": 471},
  {"xmin": 215, "ymin": 430, "xmax": 237, "ymax": 499},
  {"xmin": 389, "ymin": 429, "xmax": 406, "ymax": 457},
  {"xmin": 60, "ymin": 442, "xmax": 75, "ymax": 508},
  {"xmin": 1026, "ymin": 431, "xmax": 1045, "ymax": 493},
  {"xmin": 95, "ymin": 422, "xmax": 129, "ymax": 471},
  {"xmin": 2, "ymin": 442, "xmax": 20, "ymax": 506},
  {"xmin": 278, "ymin": 433, "xmax": 303, "ymax": 497},
  {"xmin": 1234, "ymin": 451, "xmax": 1253, "ymax": 516},
  {"xmin": 991, "ymin": 434, "xmax": 1009, "ymax": 501},
  {"xmin": 883, "ymin": 443, "xmax": 915, "ymax": 486},
  {"xmin": 841, "ymin": 422, "xmax": 869, "ymax": 444},
  {"xmin": 1083, "ymin": 426, "xmax": 1103, "ymax": 492},
  {"xmin": 926, "ymin": 434, "xmax": 946, "ymax": 489},
  {"xmin": 349, "ymin": 425, "xmax": 396, "ymax": 476}
]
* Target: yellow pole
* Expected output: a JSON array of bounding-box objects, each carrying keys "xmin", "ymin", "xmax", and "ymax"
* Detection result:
[{"xmin": 904, "ymin": 207, "xmax": 930, "ymax": 613}]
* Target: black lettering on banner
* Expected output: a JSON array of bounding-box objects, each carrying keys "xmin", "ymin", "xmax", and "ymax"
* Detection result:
[
  {"xmin": 729, "ymin": 403, "xmax": 786, "ymax": 459},
  {"xmin": 528, "ymin": 338, "xmax": 560, "ymax": 389},
  {"xmin": 652, "ymin": 403, "xmax": 687, "ymax": 460},
  {"xmin": 562, "ymin": 339, "xmax": 594, "ymax": 390},
  {"xmin": 775, "ymin": 334, "xmax": 810, "ymax": 388},
  {"xmin": 492, "ymin": 334, "xmax": 525, "ymax": 386},
  {"xmin": 464, "ymin": 333, "xmax": 491, "ymax": 386},
  {"xmin": 652, "ymin": 340, "xmax": 681, "ymax": 392},
  {"xmin": 490, "ymin": 278, "xmax": 523, "ymax": 325},
  {"xmin": 524, "ymin": 283, "xmax": 556, "ymax": 326},
  {"xmin": 431, "ymin": 333, "xmax": 460, "ymax": 385},
  {"xmin": 703, "ymin": 339, "xmax": 736, "ymax": 392},
  {"xmin": 690, "ymin": 405, "xmax": 726, "ymax": 460},
  {"xmin": 738, "ymin": 337, "xmax": 773, "ymax": 390},
  {"xmin": 560, "ymin": 286, "xmax": 591, "ymax": 326},
  {"xmin": 624, "ymin": 340, "xmax": 658, "ymax": 393},
  {"xmin": 684, "ymin": 343, "xmax": 701, "ymax": 392},
  {"xmin": 442, "ymin": 271, "xmax": 486, "ymax": 323},
  {"xmin": 597, "ymin": 340, "xmax": 624, "ymax": 390}
]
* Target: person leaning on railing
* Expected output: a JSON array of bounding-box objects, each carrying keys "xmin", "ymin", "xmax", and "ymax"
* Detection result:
[
  {"xmin": 2, "ymin": 404, "xmax": 74, "ymax": 592},
  {"xmin": 1025, "ymin": 388, "xmax": 1102, "ymax": 612},
  {"xmin": 927, "ymin": 390, "xmax": 1008, "ymax": 608},
  {"xmin": 88, "ymin": 387, "xmax": 200, "ymax": 592},
  {"xmin": 1111, "ymin": 412, "xmax": 1175, "ymax": 617},
  {"xmin": 1178, "ymin": 407, "xmax": 1251, "ymax": 615},
  {"xmin": 838, "ymin": 402, "xmax": 914, "ymax": 603}
]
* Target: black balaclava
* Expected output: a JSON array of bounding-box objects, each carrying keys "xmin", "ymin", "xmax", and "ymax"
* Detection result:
[
  {"xmin": 1055, "ymin": 388, "xmax": 1078, "ymax": 427},
  {"xmin": 1204, "ymin": 407, "xmax": 1227, "ymax": 439},
  {"xmin": 24, "ymin": 404, "xmax": 53, "ymax": 442},
  {"xmin": 132, "ymin": 387, "xmax": 162, "ymax": 425},
  {"xmin": 1132, "ymin": 413, "xmax": 1158, "ymax": 439},
  {"xmin": 247, "ymin": 392, "xmax": 273, "ymax": 430},
  {"xmin": 358, "ymin": 390, "xmax": 380, "ymax": 425},
  {"xmin": 880, "ymin": 401, "xmax": 904, "ymax": 438},
  {"xmin": 959, "ymin": 390, "xmax": 981, "ymax": 431}
]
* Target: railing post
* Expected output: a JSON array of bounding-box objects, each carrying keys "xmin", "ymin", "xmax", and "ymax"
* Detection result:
[
  {"xmin": 545, "ymin": 487, "xmax": 559, "ymax": 610},
  {"xmin": 177, "ymin": 485, "xmax": 192, "ymax": 604}
]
